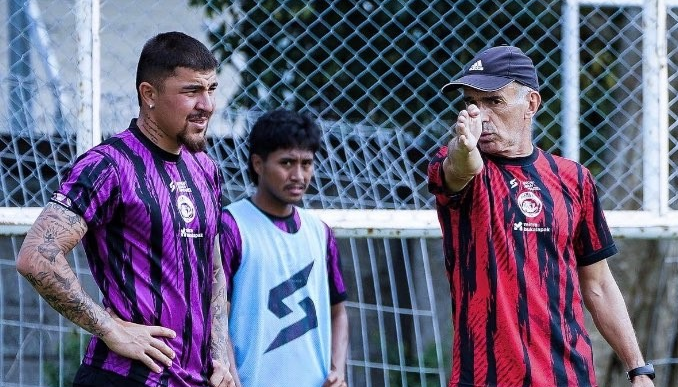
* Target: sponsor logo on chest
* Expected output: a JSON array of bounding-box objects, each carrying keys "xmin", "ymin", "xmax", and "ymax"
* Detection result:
[
  {"xmin": 170, "ymin": 180, "xmax": 203, "ymax": 238},
  {"xmin": 510, "ymin": 178, "xmax": 551, "ymax": 233}
]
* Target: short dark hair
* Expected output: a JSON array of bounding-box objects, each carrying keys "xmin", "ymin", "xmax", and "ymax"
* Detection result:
[
  {"xmin": 247, "ymin": 109, "xmax": 322, "ymax": 185},
  {"xmin": 135, "ymin": 31, "xmax": 218, "ymax": 106}
]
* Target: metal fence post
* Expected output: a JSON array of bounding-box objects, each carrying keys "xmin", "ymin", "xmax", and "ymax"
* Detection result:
[
  {"xmin": 563, "ymin": 0, "xmax": 581, "ymax": 162},
  {"xmin": 642, "ymin": 0, "xmax": 669, "ymax": 214},
  {"xmin": 76, "ymin": 0, "xmax": 101, "ymax": 155},
  {"xmin": 7, "ymin": 0, "xmax": 34, "ymax": 137}
]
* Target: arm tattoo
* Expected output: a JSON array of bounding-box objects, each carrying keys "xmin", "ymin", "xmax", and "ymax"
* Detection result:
[
  {"xmin": 36, "ymin": 260, "xmax": 108, "ymax": 337},
  {"xmin": 20, "ymin": 203, "xmax": 108, "ymax": 337},
  {"xmin": 37, "ymin": 226, "xmax": 62, "ymax": 263},
  {"xmin": 210, "ymin": 265, "xmax": 229, "ymax": 361}
]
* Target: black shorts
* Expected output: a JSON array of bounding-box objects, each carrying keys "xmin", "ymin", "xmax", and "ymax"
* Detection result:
[{"xmin": 72, "ymin": 364, "xmax": 148, "ymax": 387}]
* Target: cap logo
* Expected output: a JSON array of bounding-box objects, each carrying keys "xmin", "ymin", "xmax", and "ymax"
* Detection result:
[
  {"xmin": 469, "ymin": 60, "xmax": 484, "ymax": 71},
  {"xmin": 440, "ymin": 46, "xmax": 539, "ymax": 93}
]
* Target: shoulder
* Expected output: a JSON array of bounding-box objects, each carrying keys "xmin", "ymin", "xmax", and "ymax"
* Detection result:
[
  {"xmin": 221, "ymin": 204, "xmax": 239, "ymax": 224},
  {"xmin": 220, "ymin": 206, "xmax": 242, "ymax": 237},
  {"xmin": 223, "ymin": 200, "xmax": 255, "ymax": 227},
  {"xmin": 296, "ymin": 206, "xmax": 323, "ymax": 224},
  {"xmin": 535, "ymin": 149, "xmax": 591, "ymax": 178},
  {"xmin": 190, "ymin": 151, "xmax": 218, "ymax": 167},
  {"xmin": 73, "ymin": 130, "xmax": 143, "ymax": 170},
  {"xmin": 537, "ymin": 149, "xmax": 584, "ymax": 168},
  {"xmin": 225, "ymin": 199, "xmax": 250, "ymax": 213},
  {"xmin": 295, "ymin": 207, "xmax": 328, "ymax": 235},
  {"xmin": 428, "ymin": 146, "xmax": 448, "ymax": 167},
  {"xmin": 187, "ymin": 151, "xmax": 220, "ymax": 174},
  {"xmin": 64, "ymin": 145, "xmax": 120, "ymax": 183}
]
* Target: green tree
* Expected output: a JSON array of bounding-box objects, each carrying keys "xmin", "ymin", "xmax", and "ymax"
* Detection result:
[{"xmin": 189, "ymin": 1, "xmax": 560, "ymax": 133}]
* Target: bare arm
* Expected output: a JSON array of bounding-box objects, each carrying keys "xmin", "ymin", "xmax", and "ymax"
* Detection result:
[
  {"xmin": 209, "ymin": 238, "xmax": 238, "ymax": 387},
  {"xmin": 16, "ymin": 203, "xmax": 112, "ymax": 335},
  {"xmin": 442, "ymin": 104, "xmax": 484, "ymax": 193},
  {"xmin": 16, "ymin": 203, "xmax": 176, "ymax": 373},
  {"xmin": 579, "ymin": 260, "xmax": 654, "ymax": 387},
  {"xmin": 323, "ymin": 302, "xmax": 349, "ymax": 387}
]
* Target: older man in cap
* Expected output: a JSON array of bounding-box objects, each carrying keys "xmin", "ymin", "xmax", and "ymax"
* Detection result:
[{"xmin": 427, "ymin": 45, "xmax": 655, "ymax": 387}]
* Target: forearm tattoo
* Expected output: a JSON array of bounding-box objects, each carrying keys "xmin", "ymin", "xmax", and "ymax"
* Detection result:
[
  {"xmin": 210, "ymin": 265, "xmax": 229, "ymax": 361},
  {"xmin": 22, "ymin": 203, "xmax": 108, "ymax": 337}
]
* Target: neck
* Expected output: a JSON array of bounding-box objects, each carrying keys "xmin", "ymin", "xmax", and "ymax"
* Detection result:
[
  {"xmin": 512, "ymin": 143, "xmax": 534, "ymax": 158},
  {"xmin": 251, "ymin": 192, "xmax": 294, "ymax": 218},
  {"xmin": 137, "ymin": 112, "xmax": 181, "ymax": 154}
]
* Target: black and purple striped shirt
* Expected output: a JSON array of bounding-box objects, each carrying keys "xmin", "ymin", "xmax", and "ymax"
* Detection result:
[{"xmin": 51, "ymin": 120, "xmax": 222, "ymax": 387}]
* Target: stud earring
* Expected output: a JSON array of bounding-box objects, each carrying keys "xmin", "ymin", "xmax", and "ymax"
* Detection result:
[{"xmin": 149, "ymin": 104, "xmax": 154, "ymax": 109}]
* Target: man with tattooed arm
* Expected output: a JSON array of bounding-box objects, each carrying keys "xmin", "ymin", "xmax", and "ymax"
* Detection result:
[{"xmin": 16, "ymin": 32, "xmax": 236, "ymax": 387}]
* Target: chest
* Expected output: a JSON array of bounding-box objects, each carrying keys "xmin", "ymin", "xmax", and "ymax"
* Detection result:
[
  {"xmin": 116, "ymin": 159, "xmax": 219, "ymax": 236},
  {"xmin": 472, "ymin": 165, "xmax": 584, "ymax": 234}
]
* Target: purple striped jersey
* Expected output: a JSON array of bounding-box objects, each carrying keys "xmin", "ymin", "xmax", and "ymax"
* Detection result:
[
  {"xmin": 428, "ymin": 147, "xmax": 617, "ymax": 387},
  {"xmin": 50, "ymin": 120, "xmax": 223, "ymax": 387}
]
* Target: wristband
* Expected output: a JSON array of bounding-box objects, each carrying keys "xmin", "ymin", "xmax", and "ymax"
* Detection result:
[{"xmin": 626, "ymin": 363, "xmax": 655, "ymax": 382}]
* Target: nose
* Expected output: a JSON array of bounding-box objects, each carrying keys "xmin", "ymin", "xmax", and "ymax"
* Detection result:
[
  {"xmin": 476, "ymin": 103, "xmax": 491, "ymax": 122},
  {"xmin": 290, "ymin": 165, "xmax": 304, "ymax": 181},
  {"xmin": 196, "ymin": 91, "xmax": 215, "ymax": 113}
]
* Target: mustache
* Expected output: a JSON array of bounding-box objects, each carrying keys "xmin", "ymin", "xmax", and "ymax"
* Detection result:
[{"xmin": 188, "ymin": 111, "xmax": 211, "ymax": 120}]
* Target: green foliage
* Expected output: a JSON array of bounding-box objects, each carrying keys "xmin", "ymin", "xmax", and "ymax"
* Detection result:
[
  {"xmin": 44, "ymin": 330, "xmax": 87, "ymax": 387},
  {"xmin": 387, "ymin": 340, "xmax": 451, "ymax": 387},
  {"xmin": 188, "ymin": 1, "xmax": 560, "ymax": 133}
]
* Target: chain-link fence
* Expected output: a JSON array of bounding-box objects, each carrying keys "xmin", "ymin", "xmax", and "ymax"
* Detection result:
[
  {"xmin": 2, "ymin": 0, "xmax": 678, "ymax": 211},
  {"xmin": 3, "ymin": 1, "xmax": 678, "ymax": 386}
]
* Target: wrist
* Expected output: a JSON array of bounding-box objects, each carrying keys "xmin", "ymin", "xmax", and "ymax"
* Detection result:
[{"xmin": 95, "ymin": 311, "xmax": 116, "ymax": 339}]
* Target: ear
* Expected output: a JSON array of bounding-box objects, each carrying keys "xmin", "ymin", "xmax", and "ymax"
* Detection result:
[
  {"xmin": 524, "ymin": 91, "xmax": 542, "ymax": 119},
  {"xmin": 139, "ymin": 82, "xmax": 156, "ymax": 110},
  {"xmin": 251, "ymin": 154, "xmax": 264, "ymax": 177}
]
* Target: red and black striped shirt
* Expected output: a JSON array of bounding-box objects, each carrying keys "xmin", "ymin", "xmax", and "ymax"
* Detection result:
[{"xmin": 428, "ymin": 146, "xmax": 617, "ymax": 387}]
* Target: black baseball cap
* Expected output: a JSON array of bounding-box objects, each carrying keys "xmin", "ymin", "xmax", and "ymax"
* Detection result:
[{"xmin": 441, "ymin": 45, "xmax": 539, "ymax": 93}]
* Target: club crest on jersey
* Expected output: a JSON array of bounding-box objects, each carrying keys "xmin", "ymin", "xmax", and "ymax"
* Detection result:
[
  {"xmin": 517, "ymin": 191, "xmax": 542, "ymax": 218},
  {"xmin": 177, "ymin": 194, "xmax": 196, "ymax": 223}
]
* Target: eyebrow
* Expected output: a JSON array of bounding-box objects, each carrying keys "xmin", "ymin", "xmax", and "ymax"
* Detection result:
[
  {"xmin": 463, "ymin": 94, "xmax": 504, "ymax": 102},
  {"xmin": 182, "ymin": 81, "xmax": 218, "ymax": 91}
]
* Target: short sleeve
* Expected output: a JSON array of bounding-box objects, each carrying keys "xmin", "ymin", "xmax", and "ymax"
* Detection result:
[
  {"xmin": 50, "ymin": 150, "xmax": 120, "ymax": 228},
  {"xmin": 427, "ymin": 146, "xmax": 448, "ymax": 196},
  {"xmin": 219, "ymin": 209, "xmax": 242, "ymax": 298},
  {"xmin": 574, "ymin": 170, "xmax": 618, "ymax": 266},
  {"xmin": 427, "ymin": 146, "xmax": 470, "ymax": 208},
  {"xmin": 325, "ymin": 224, "xmax": 347, "ymax": 304}
]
